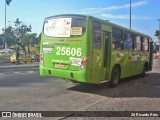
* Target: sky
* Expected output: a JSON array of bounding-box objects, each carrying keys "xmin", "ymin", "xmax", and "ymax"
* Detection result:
[{"xmin": 0, "ymin": 0, "xmax": 160, "ymax": 42}]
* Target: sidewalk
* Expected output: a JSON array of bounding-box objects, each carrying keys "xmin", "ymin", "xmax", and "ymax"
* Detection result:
[
  {"xmin": 0, "ymin": 62, "xmax": 39, "ymax": 69},
  {"xmin": 153, "ymin": 58, "xmax": 160, "ymax": 67}
]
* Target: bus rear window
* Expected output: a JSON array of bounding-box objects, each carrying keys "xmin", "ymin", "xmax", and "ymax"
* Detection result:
[{"xmin": 44, "ymin": 16, "xmax": 86, "ymax": 37}]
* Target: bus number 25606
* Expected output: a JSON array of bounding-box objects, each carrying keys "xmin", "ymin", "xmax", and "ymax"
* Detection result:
[{"xmin": 56, "ymin": 47, "xmax": 82, "ymax": 57}]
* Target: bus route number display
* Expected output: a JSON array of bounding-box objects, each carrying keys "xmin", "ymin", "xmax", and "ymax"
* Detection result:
[{"xmin": 56, "ymin": 47, "xmax": 82, "ymax": 57}]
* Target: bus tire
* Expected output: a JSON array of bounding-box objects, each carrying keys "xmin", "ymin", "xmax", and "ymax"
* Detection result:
[{"xmin": 108, "ymin": 66, "xmax": 120, "ymax": 88}]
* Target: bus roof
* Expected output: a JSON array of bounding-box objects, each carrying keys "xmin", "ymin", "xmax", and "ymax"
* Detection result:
[
  {"xmin": 45, "ymin": 14, "xmax": 152, "ymax": 41},
  {"xmin": 45, "ymin": 14, "xmax": 87, "ymax": 20}
]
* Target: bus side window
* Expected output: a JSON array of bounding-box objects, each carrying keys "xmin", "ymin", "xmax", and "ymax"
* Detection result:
[
  {"xmin": 112, "ymin": 27, "xmax": 123, "ymax": 50},
  {"xmin": 123, "ymin": 31, "xmax": 134, "ymax": 50},
  {"xmin": 113, "ymin": 39, "xmax": 122, "ymax": 50},
  {"xmin": 92, "ymin": 21, "xmax": 101, "ymax": 49},
  {"xmin": 134, "ymin": 35, "xmax": 142, "ymax": 51},
  {"xmin": 142, "ymin": 37, "xmax": 149, "ymax": 51},
  {"xmin": 112, "ymin": 41, "xmax": 115, "ymax": 50}
]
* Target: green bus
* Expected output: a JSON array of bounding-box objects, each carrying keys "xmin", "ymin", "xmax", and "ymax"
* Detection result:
[{"xmin": 40, "ymin": 14, "xmax": 153, "ymax": 87}]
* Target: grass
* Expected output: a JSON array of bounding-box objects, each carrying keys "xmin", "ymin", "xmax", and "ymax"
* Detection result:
[{"xmin": 0, "ymin": 55, "xmax": 10, "ymax": 59}]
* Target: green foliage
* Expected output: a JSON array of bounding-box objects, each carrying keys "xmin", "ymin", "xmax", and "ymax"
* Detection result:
[
  {"xmin": 4, "ymin": 26, "xmax": 16, "ymax": 47},
  {"xmin": 14, "ymin": 18, "xmax": 32, "ymax": 54},
  {"xmin": 0, "ymin": 34, "xmax": 4, "ymax": 48},
  {"xmin": 155, "ymin": 30, "xmax": 160, "ymax": 37},
  {"xmin": 0, "ymin": 18, "xmax": 40, "ymax": 54}
]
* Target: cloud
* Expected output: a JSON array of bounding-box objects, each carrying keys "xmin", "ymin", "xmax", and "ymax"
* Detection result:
[
  {"xmin": 102, "ymin": 14, "xmax": 129, "ymax": 20},
  {"xmin": 81, "ymin": 0, "xmax": 148, "ymax": 13},
  {"xmin": 80, "ymin": 0, "xmax": 151, "ymax": 20},
  {"xmin": 101, "ymin": 13, "xmax": 152, "ymax": 20}
]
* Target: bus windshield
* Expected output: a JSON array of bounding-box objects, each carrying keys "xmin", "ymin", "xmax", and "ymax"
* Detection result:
[{"xmin": 44, "ymin": 16, "xmax": 86, "ymax": 37}]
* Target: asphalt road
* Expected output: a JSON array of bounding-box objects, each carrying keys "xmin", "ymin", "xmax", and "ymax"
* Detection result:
[{"xmin": 0, "ymin": 59, "xmax": 160, "ymax": 120}]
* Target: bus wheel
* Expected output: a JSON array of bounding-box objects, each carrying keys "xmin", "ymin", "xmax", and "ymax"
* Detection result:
[{"xmin": 108, "ymin": 66, "xmax": 120, "ymax": 88}]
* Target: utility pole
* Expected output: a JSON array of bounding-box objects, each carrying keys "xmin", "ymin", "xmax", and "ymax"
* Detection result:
[
  {"xmin": 4, "ymin": 0, "xmax": 7, "ymax": 52},
  {"xmin": 158, "ymin": 19, "xmax": 160, "ymax": 58},
  {"xmin": 130, "ymin": 0, "xmax": 132, "ymax": 29},
  {"xmin": 4, "ymin": 0, "xmax": 12, "ymax": 52},
  {"xmin": 3, "ymin": 1, "xmax": 6, "ymax": 52}
]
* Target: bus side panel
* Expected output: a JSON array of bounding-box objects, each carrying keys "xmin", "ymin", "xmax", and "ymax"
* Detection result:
[
  {"xmin": 111, "ymin": 50, "xmax": 150, "ymax": 79},
  {"xmin": 40, "ymin": 65, "xmax": 45, "ymax": 76},
  {"xmin": 90, "ymin": 49, "xmax": 103, "ymax": 83},
  {"xmin": 111, "ymin": 51, "xmax": 140, "ymax": 79},
  {"xmin": 89, "ymin": 19, "xmax": 103, "ymax": 84},
  {"xmin": 101, "ymin": 24, "xmax": 112, "ymax": 82}
]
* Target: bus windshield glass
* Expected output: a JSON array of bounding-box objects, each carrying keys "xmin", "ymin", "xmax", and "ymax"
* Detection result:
[{"xmin": 44, "ymin": 16, "xmax": 86, "ymax": 37}]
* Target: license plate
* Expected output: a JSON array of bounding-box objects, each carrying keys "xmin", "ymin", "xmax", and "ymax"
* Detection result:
[{"xmin": 55, "ymin": 64, "xmax": 65, "ymax": 68}]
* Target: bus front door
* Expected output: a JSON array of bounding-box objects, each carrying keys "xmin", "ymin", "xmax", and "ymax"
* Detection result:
[{"xmin": 102, "ymin": 31, "xmax": 111, "ymax": 80}]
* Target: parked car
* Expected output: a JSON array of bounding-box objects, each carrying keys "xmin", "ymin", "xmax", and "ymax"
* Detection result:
[
  {"xmin": 32, "ymin": 52, "xmax": 39, "ymax": 62},
  {"xmin": 10, "ymin": 54, "xmax": 16, "ymax": 63},
  {"xmin": 20, "ymin": 54, "xmax": 34, "ymax": 63},
  {"xmin": 10, "ymin": 54, "xmax": 34, "ymax": 64}
]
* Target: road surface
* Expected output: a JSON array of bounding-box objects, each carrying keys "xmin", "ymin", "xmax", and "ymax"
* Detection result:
[{"xmin": 0, "ymin": 59, "xmax": 159, "ymax": 120}]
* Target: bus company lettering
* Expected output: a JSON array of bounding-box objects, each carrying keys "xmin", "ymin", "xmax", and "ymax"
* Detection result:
[{"xmin": 52, "ymin": 60, "xmax": 68, "ymax": 64}]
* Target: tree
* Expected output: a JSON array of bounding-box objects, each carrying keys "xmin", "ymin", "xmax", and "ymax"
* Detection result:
[
  {"xmin": 0, "ymin": 34, "xmax": 4, "ymax": 48},
  {"xmin": 14, "ymin": 18, "xmax": 32, "ymax": 54},
  {"xmin": 155, "ymin": 30, "xmax": 160, "ymax": 39},
  {"xmin": 1, "ymin": 26, "xmax": 16, "ymax": 49},
  {"xmin": 2, "ymin": 26, "xmax": 16, "ymax": 47},
  {"xmin": 23, "ymin": 33, "xmax": 37, "ymax": 54},
  {"xmin": 0, "ymin": 18, "xmax": 39, "ymax": 53},
  {"xmin": 30, "ymin": 33, "xmax": 40, "ymax": 45}
]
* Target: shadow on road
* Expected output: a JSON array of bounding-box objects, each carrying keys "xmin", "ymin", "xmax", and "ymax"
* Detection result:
[{"xmin": 67, "ymin": 72, "xmax": 160, "ymax": 98}]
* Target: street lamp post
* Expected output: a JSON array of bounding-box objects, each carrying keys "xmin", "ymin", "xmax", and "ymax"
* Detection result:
[
  {"xmin": 4, "ymin": 0, "xmax": 12, "ymax": 52},
  {"xmin": 158, "ymin": 19, "xmax": 160, "ymax": 57},
  {"xmin": 4, "ymin": 0, "xmax": 7, "ymax": 52},
  {"xmin": 130, "ymin": 0, "xmax": 132, "ymax": 29}
]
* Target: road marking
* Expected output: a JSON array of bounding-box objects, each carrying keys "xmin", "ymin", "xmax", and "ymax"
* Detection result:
[
  {"xmin": 14, "ymin": 72, "xmax": 22, "ymax": 74},
  {"xmin": 27, "ymin": 71, "xmax": 34, "ymax": 74},
  {"xmin": 0, "ymin": 71, "xmax": 37, "ymax": 77},
  {"xmin": 0, "ymin": 73, "xmax": 6, "ymax": 76}
]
